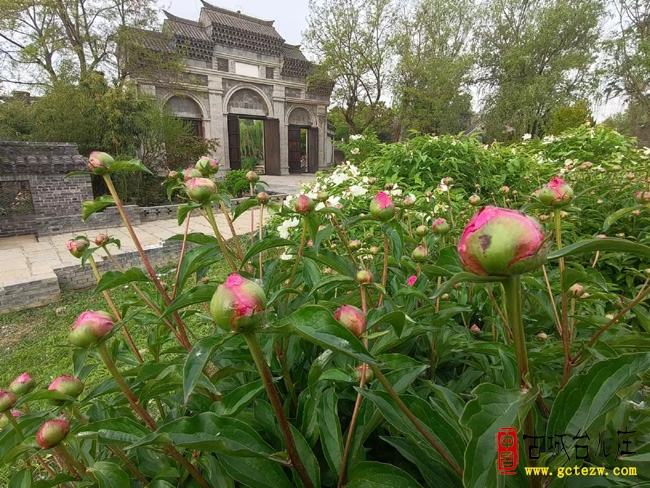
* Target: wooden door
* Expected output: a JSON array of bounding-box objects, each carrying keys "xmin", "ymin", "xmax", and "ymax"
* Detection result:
[
  {"xmin": 308, "ymin": 127, "xmax": 319, "ymax": 173},
  {"xmin": 264, "ymin": 118, "xmax": 281, "ymax": 176},
  {"xmin": 288, "ymin": 126, "xmax": 302, "ymax": 173},
  {"xmin": 227, "ymin": 115, "xmax": 241, "ymax": 170}
]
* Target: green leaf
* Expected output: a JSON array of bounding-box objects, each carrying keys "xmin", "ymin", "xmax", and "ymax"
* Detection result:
[
  {"xmin": 460, "ymin": 383, "xmax": 537, "ymax": 488},
  {"xmin": 367, "ymin": 310, "xmax": 407, "ymax": 337},
  {"xmin": 286, "ymin": 305, "xmax": 377, "ymax": 364},
  {"xmin": 162, "ymin": 284, "xmax": 217, "ymax": 319},
  {"xmin": 317, "ymin": 388, "xmax": 344, "ymax": 479},
  {"xmin": 64, "ymin": 170, "xmax": 91, "ymax": 178},
  {"xmin": 217, "ymin": 379, "xmax": 265, "ymax": 416},
  {"xmin": 547, "ymin": 238, "xmax": 650, "ymax": 260},
  {"xmin": 93, "ymin": 268, "xmax": 150, "ymax": 295},
  {"xmin": 82, "ymin": 195, "xmax": 115, "ymax": 221},
  {"xmin": 233, "ymin": 198, "xmax": 259, "ymax": 220},
  {"xmin": 218, "ymin": 455, "xmax": 293, "ymax": 488},
  {"xmin": 290, "ymin": 424, "xmax": 321, "ymax": 488},
  {"xmin": 76, "ymin": 418, "xmax": 150, "ymax": 446},
  {"xmin": 177, "ymin": 202, "xmax": 202, "ymax": 225},
  {"xmin": 602, "ymin": 206, "xmax": 642, "ymax": 231},
  {"xmin": 175, "ymin": 243, "xmax": 220, "ymax": 290},
  {"xmin": 88, "ymin": 461, "xmax": 130, "ymax": 488},
  {"xmin": 9, "ymin": 470, "xmax": 32, "ymax": 488},
  {"xmin": 183, "ymin": 332, "xmax": 234, "ymax": 402},
  {"xmin": 546, "ymin": 353, "xmax": 650, "ymax": 457},
  {"xmin": 308, "ymin": 350, "xmax": 334, "ymax": 393},
  {"xmin": 241, "ymin": 237, "xmax": 296, "ymax": 266},
  {"xmin": 384, "ymin": 221, "xmax": 404, "ymax": 266},
  {"xmin": 431, "ymin": 272, "xmax": 506, "ymax": 299},
  {"xmin": 346, "ymin": 461, "xmax": 424, "ymax": 488},
  {"xmin": 107, "ymin": 159, "xmax": 153, "ymax": 174}
]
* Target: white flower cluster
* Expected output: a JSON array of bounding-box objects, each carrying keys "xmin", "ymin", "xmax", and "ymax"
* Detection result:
[{"xmin": 349, "ymin": 134, "xmax": 365, "ymax": 141}]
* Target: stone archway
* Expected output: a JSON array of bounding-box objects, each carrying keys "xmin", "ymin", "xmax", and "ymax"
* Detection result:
[
  {"xmin": 286, "ymin": 106, "xmax": 318, "ymax": 174},
  {"xmin": 165, "ymin": 95, "xmax": 205, "ymax": 137}
]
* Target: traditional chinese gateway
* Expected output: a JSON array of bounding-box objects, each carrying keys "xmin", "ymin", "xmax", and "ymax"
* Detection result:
[{"xmin": 121, "ymin": 1, "xmax": 334, "ymax": 175}]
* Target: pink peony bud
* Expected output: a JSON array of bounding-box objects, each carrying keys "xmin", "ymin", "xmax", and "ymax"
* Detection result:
[
  {"xmin": 69, "ymin": 311, "xmax": 115, "ymax": 348},
  {"xmin": 369, "ymin": 246, "xmax": 379, "ymax": 255},
  {"xmin": 65, "ymin": 236, "xmax": 89, "ymax": 258},
  {"xmin": 627, "ymin": 172, "xmax": 635, "ymax": 180},
  {"xmin": 536, "ymin": 332, "xmax": 548, "ymax": 341},
  {"xmin": 644, "ymin": 192, "xmax": 650, "ymax": 202},
  {"xmin": 317, "ymin": 191, "xmax": 329, "ymax": 202},
  {"xmin": 415, "ymin": 225, "xmax": 428, "ymax": 237},
  {"xmin": 210, "ymin": 274, "xmax": 267, "ymax": 332},
  {"xmin": 369, "ymin": 192, "xmax": 395, "ymax": 221},
  {"xmin": 0, "ymin": 390, "xmax": 17, "ymax": 413},
  {"xmin": 88, "ymin": 151, "xmax": 113, "ymax": 173},
  {"xmin": 186, "ymin": 177, "xmax": 217, "ymax": 204},
  {"xmin": 257, "ymin": 192, "xmax": 270, "ymax": 205},
  {"xmin": 458, "ymin": 206, "xmax": 548, "ymax": 276},
  {"xmin": 500, "ymin": 186, "xmax": 509, "ymax": 194},
  {"xmin": 36, "ymin": 419, "xmax": 70, "ymax": 449},
  {"xmin": 356, "ymin": 270, "xmax": 373, "ymax": 284},
  {"xmin": 183, "ymin": 167, "xmax": 203, "ymax": 181},
  {"xmin": 334, "ymin": 305, "xmax": 366, "ymax": 337},
  {"xmin": 470, "ymin": 324, "xmax": 480, "ymax": 335},
  {"xmin": 432, "ymin": 218, "xmax": 450, "ymax": 236},
  {"xmin": 196, "ymin": 156, "xmax": 219, "ymax": 175},
  {"xmin": 633, "ymin": 209, "xmax": 641, "ymax": 216},
  {"xmin": 411, "ymin": 245, "xmax": 428, "ymax": 262},
  {"xmin": 94, "ymin": 234, "xmax": 109, "ymax": 246},
  {"xmin": 9, "ymin": 372, "xmax": 36, "ymax": 397},
  {"xmin": 354, "ymin": 364, "xmax": 374, "ymax": 382},
  {"xmin": 402, "ymin": 196, "xmax": 415, "ymax": 207},
  {"xmin": 442, "ymin": 177, "xmax": 454, "ymax": 186},
  {"xmin": 246, "ymin": 171, "xmax": 259, "ymax": 183},
  {"xmin": 349, "ymin": 239, "xmax": 361, "ymax": 251},
  {"xmin": 48, "ymin": 376, "xmax": 84, "ymax": 405},
  {"xmin": 0, "ymin": 410, "xmax": 21, "ymax": 429},
  {"xmin": 168, "ymin": 170, "xmax": 179, "ymax": 180},
  {"xmin": 469, "ymin": 195, "xmax": 481, "ymax": 206},
  {"xmin": 538, "ymin": 177, "xmax": 574, "ymax": 208},
  {"xmin": 539, "ymin": 214, "xmax": 549, "ymax": 222},
  {"xmin": 569, "ymin": 283, "xmax": 584, "ymax": 297},
  {"xmin": 407, "ymin": 275, "xmax": 418, "ymax": 287},
  {"xmin": 293, "ymin": 195, "xmax": 315, "ymax": 214}
]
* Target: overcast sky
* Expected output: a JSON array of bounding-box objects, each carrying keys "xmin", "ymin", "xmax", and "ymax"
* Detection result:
[{"xmin": 165, "ymin": 0, "xmax": 309, "ymax": 46}]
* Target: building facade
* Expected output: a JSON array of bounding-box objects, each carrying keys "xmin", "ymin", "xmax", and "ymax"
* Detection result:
[{"xmin": 124, "ymin": 1, "xmax": 333, "ymax": 175}]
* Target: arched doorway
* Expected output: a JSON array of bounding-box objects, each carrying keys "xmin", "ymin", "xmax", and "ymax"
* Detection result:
[
  {"xmin": 287, "ymin": 107, "xmax": 318, "ymax": 174},
  {"xmin": 165, "ymin": 95, "xmax": 204, "ymax": 137}
]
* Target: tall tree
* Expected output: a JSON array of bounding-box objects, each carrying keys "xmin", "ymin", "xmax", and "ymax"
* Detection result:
[
  {"xmin": 477, "ymin": 0, "xmax": 603, "ymax": 141},
  {"xmin": 304, "ymin": 0, "xmax": 398, "ymax": 134},
  {"xmin": 393, "ymin": 0, "xmax": 475, "ymax": 136},
  {"xmin": 0, "ymin": 0, "xmax": 158, "ymax": 87}
]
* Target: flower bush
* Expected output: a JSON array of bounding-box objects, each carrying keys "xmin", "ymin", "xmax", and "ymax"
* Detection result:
[{"xmin": 1, "ymin": 124, "xmax": 650, "ymax": 487}]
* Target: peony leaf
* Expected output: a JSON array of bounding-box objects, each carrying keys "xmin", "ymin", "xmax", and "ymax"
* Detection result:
[
  {"xmin": 81, "ymin": 195, "xmax": 115, "ymax": 221},
  {"xmin": 346, "ymin": 461, "xmax": 424, "ymax": 488},
  {"xmin": 547, "ymin": 238, "xmax": 650, "ymax": 260}
]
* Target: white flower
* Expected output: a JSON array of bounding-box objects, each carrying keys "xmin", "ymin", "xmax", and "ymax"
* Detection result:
[
  {"xmin": 522, "ymin": 133, "xmax": 532, "ymax": 140},
  {"xmin": 434, "ymin": 203, "xmax": 449, "ymax": 214},
  {"xmin": 349, "ymin": 184, "xmax": 368, "ymax": 197},
  {"xmin": 280, "ymin": 253, "xmax": 293, "ymax": 261},
  {"xmin": 350, "ymin": 147, "xmax": 360, "ymax": 155},
  {"xmin": 315, "ymin": 202, "xmax": 325, "ymax": 211},
  {"xmin": 438, "ymin": 179, "xmax": 448, "ymax": 192},
  {"xmin": 643, "ymin": 147, "xmax": 650, "ymax": 156},
  {"xmin": 389, "ymin": 188, "xmax": 402, "ymax": 196},
  {"xmin": 277, "ymin": 217, "xmax": 299, "ymax": 239},
  {"xmin": 330, "ymin": 172, "xmax": 350, "ymax": 185},
  {"xmin": 542, "ymin": 135, "xmax": 557, "ymax": 144},
  {"xmin": 326, "ymin": 195, "xmax": 341, "ymax": 207},
  {"xmin": 349, "ymin": 134, "xmax": 364, "ymax": 141},
  {"xmin": 361, "ymin": 176, "xmax": 369, "ymax": 183}
]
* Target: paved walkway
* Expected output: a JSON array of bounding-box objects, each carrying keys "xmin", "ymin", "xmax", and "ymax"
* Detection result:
[{"xmin": 0, "ymin": 174, "xmax": 313, "ymax": 288}]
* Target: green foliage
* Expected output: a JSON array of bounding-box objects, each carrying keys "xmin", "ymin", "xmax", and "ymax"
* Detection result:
[
  {"xmin": 546, "ymin": 101, "xmax": 595, "ymax": 135},
  {"xmin": 222, "ymin": 169, "xmax": 249, "ymax": 197},
  {"xmin": 0, "ymin": 97, "xmax": 34, "ymax": 140}
]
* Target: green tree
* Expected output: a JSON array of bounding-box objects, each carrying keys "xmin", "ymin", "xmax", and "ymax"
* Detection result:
[
  {"xmin": 545, "ymin": 100, "xmax": 595, "ymax": 135},
  {"xmin": 329, "ymin": 102, "xmax": 396, "ymax": 142},
  {"xmin": 304, "ymin": 0, "xmax": 398, "ymax": 134},
  {"xmin": 0, "ymin": 96, "xmax": 34, "ymax": 139},
  {"xmin": 477, "ymin": 0, "xmax": 603, "ymax": 141},
  {"xmin": 393, "ymin": 0, "xmax": 475, "ymax": 136}
]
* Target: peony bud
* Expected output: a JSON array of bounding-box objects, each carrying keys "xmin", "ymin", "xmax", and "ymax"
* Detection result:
[
  {"xmin": 94, "ymin": 234, "xmax": 109, "ymax": 246},
  {"xmin": 168, "ymin": 170, "xmax": 179, "ymax": 180},
  {"xmin": 385, "ymin": 183, "xmax": 394, "ymax": 190},
  {"xmin": 317, "ymin": 191, "xmax": 329, "ymax": 202},
  {"xmin": 458, "ymin": 206, "xmax": 548, "ymax": 276},
  {"xmin": 9, "ymin": 372, "xmax": 36, "ymax": 397},
  {"xmin": 196, "ymin": 156, "xmax": 218, "ymax": 175},
  {"xmin": 88, "ymin": 151, "xmax": 113, "ymax": 174},
  {"xmin": 69, "ymin": 311, "xmax": 115, "ymax": 348},
  {"xmin": 293, "ymin": 195, "xmax": 315, "ymax": 214},
  {"xmin": 0, "ymin": 391, "xmax": 16, "ymax": 413},
  {"xmin": 0, "ymin": 410, "xmax": 21, "ymax": 430},
  {"xmin": 369, "ymin": 192, "xmax": 395, "ymax": 221},
  {"xmin": 369, "ymin": 246, "xmax": 379, "ymax": 255},
  {"xmin": 569, "ymin": 283, "xmax": 585, "ymax": 297},
  {"xmin": 354, "ymin": 364, "xmax": 373, "ymax": 382},
  {"xmin": 539, "ymin": 214, "xmax": 549, "ymax": 222},
  {"xmin": 538, "ymin": 177, "xmax": 573, "ymax": 208},
  {"xmin": 65, "ymin": 236, "xmax": 89, "ymax": 258},
  {"xmin": 349, "ymin": 239, "xmax": 361, "ymax": 251},
  {"xmin": 402, "ymin": 196, "xmax": 415, "ymax": 208},
  {"xmin": 500, "ymin": 186, "xmax": 510, "ymax": 194},
  {"xmin": 183, "ymin": 167, "xmax": 203, "ymax": 181},
  {"xmin": 470, "ymin": 324, "xmax": 480, "ymax": 335},
  {"xmin": 356, "ymin": 270, "xmax": 373, "ymax": 284},
  {"xmin": 368, "ymin": 177, "xmax": 377, "ymax": 185},
  {"xmin": 186, "ymin": 177, "xmax": 216, "ymax": 204},
  {"xmin": 644, "ymin": 192, "xmax": 650, "ymax": 202},
  {"xmin": 442, "ymin": 177, "xmax": 454, "ymax": 186},
  {"xmin": 469, "ymin": 195, "xmax": 481, "ymax": 206},
  {"xmin": 536, "ymin": 332, "xmax": 548, "ymax": 341},
  {"xmin": 246, "ymin": 171, "xmax": 259, "ymax": 183},
  {"xmin": 441, "ymin": 293, "xmax": 450, "ymax": 301},
  {"xmin": 627, "ymin": 172, "xmax": 635, "ymax": 180},
  {"xmin": 415, "ymin": 225, "xmax": 428, "ymax": 237},
  {"xmin": 257, "ymin": 191, "xmax": 270, "ymax": 205},
  {"xmin": 48, "ymin": 376, "xmax": 84, "ymax": 405},
  {"xmin": 334, "ymin": 305, "xmax": 366, "ymax": 337},
  {"xmin": 36, "ymin": 419, "xmax": 70, "ymax": 449},
  {"xmin": 432, "ymin": 218, "xmax": 450, "ymax": 236},
  {"xmin": 635, "ymin": 191, "xmax": 645, "ymax": 204},
  {"xmin": 210, "ymin": 274, "xmax": 266, "ymax": 332},
  {"xmin": 411, "ymin": 245, "xmax": 428, "ymax": 262},
  {"xmin": 407, "ymin": 275, "xmax": 417, "ymax": 287}
]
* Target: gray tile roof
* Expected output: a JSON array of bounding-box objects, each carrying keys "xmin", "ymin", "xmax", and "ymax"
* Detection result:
[
  {"xmin": 163, "ymin": 11, "xmax": 211, "ymax": 41},
  {"xmin": 201, "ymin": 2, "xmax": 284, "ymax": 40},
  {"xmin": 282, "ymin": 44, "xmax": 308, "ymax": 62}
]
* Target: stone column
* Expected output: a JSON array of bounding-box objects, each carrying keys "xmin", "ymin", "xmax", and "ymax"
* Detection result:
[
  {"xmin": 274, "ymin": 86, "xmax": 289, "ymax": 175},
  {"xmin": 208, "ymin": 75, "xmax": 227, "ymax": 172}
]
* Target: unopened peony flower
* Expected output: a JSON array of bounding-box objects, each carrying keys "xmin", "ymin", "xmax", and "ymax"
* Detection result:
[
  {"xmin": 293, "ymin": 195, "xmax": 315, "ymax": 214},
  {"xmin": 458, "ymin": 206, "xmax": 548, "ymax": 276},
  {"xmin": 0, "ymin": 410, "xmax": 21, "ymax": 429},
  {"xmin": 402, "ymin": 195, "xmax": 416, "ymax": 207},
  {"xmin": 407, "ymin": 275, "xmax": 418, "ymax": 287},
  {"xmin": 538, "ymin": 177, "xmax": 574, "ymax": 208},
  {"xmin": 183, "ymin": 167, "xmax": 203, "ymax": 181},
  {"xmin": 432, "ymin": 218, "xmax": 450, "ymax": 236},
  {"xmin": 9, "ymin": 372, "xmax": 36, "ymax": 396},
  {"xmin": 627, "ymin": 172, "xmax": 635, "ymax": 180},
  {"xmin": 48, "ymin": 376, "xmax": 84, "ymax": 405},
  {"xmin": 415, "ymin": 224, "xmax": 428, "ymax": 237},
  {"xmin": 88, "ymin": 151, "xmax": 113, "ymax": 173},
  {"xmin": 257, "ymin": 192, "xmax": 270, "ymax": 205},
  {"xmin": 317, "ymin": 191, "xmax": 329, "ymax": 202},
  {"xmin": 168, "ymin": 170, "xmax": 179, "ymax": 180},
  {"xmin": 186, "ymin": 177, "xmax": 216, "ymax": 204},
  {"xmin": 69, "ymin": 311, "xmax": 115, "ymax": 348},
  {"xmin": 36, "ymin": 419, "xmax": 70, "ymax": 449},
  {"xmin": 349, "ymin": 239, "xmax": 361, "ymax": 251},
  {"xmin": 65, "ymin": 237, "xmax": 89, "ymax": 258},
  {"xmin": 356, "ymin": 270, "xmax": 373, "ymax": 284},
  {"xmin": 469, "ymin": 195, "xmax": 481, "ymax": 206},
  {"xmin": 500, "ymin": 186, "xmax": 510, "ymax": 194},
  {"xmin": 470, "ymin": 324, "xmax": 481, "ymax": 335},
  {"xmin": 369, "ymin": 192, "xmax": 395, "ymax": 221},
  {"xmin": 569, "ymin": 283, "xmax": 585, "ymax": 297},
  {"xmin": 94, "ymin": 234, "xmax": 109, "ymax": 246},
  {"xmin": 536, "ymin": 332, "xmax": 548, "ymax": 341},
  {"xmin": 411, "ymin": 245, "xmax": 428, "ymax": 262},
  {"xmin": 0, "ymin": 390, "xmax": 16, "ymax": 413},
  {"xmin": 210, "ymin": 274, "xmax": 267, "ymax": 332},
  {"xmin": 369, "ymin": 246, "xmax": 379, "ymax": 255},
  {"xmin": 246, "ymin": 170, "xmax": 259, "ymax": 183},
  {"xmin": 334, "ymin": 305, "xmax": 366, "ymax": 337},
  {"xmin": 196, "ymin": 156, "xmax": 218, "ymax": 175}
]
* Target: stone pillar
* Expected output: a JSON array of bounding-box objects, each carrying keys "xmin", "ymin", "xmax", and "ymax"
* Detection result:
[
  {"xmin": 208, "ymin": 75, "xmax": 226, "ymax": 173},
  {"xmin": 317, "ymin": 105, "xmax": 329, "ymax": 171},
  {"xmin": 273, "ymin": 86, "xmax": 289, "ymax": 175}
]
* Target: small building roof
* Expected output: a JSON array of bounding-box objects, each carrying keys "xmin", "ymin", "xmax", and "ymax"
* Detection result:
[
  {"xmin": 200, "ymin": 1, "xmax": 284, "ymax": 40},
  {"xmin": 163, "ymin": 12, "xmax": 211, "ymax": 42},
  {"xmin": 282, "ymin": 44, "xmax": 308, "ymax": 62}
]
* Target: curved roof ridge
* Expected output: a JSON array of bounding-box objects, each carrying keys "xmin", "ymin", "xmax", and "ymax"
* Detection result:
[
  {"xmin": 163, "ymin": 10, "xmax": 201, "ymax": 26},
  {"xmin": 200, "ymin": 0, "xmax": 276, "ymax": 27}
]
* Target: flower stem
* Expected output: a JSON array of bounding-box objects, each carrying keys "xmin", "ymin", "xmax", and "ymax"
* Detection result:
[
  {"xmin": 250, "ymin": 184, "xmax": 255, "ymax": 246},
  {"xmin": 56, "ymin": 444, "xmax": 86, "ymax": 476},
  {"xmin": 203, "ymin": 202, "xmax": 238, "ymax": 272},
  {"xmin": 53, "ymin": 446, "xmax": 83, "ymax": 480},
  {"xmin": 258, "ymin": 205, "xmax": 264, "ymax": 280},
  {"xmin": 378, "ymin": 234, "xmax": 389, "ymax": 307},
  {"xmin": 503, "ymin": 276, "xmax": 530, "ymax": 386},
  {"xmin": 369, "ymin": 364, "xmax": 462, "ymax": 477},
  {"xmin": 287, "ymin": 219, "xmax": 308, "ymax": 286},
  {"xmin": 554, "ymin": 211, "xmax": 571, "ymax": 387},
  {"xmin": 172, "ymin": 213, "xmax": 191, "ymax": 300},
  {"xmin": 243, "ymin": 333, "xmax": 314, "ymax": 488},
  {"xmin": 219, "ymin": 200, "xmax": 244, "ymax": 259}
]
